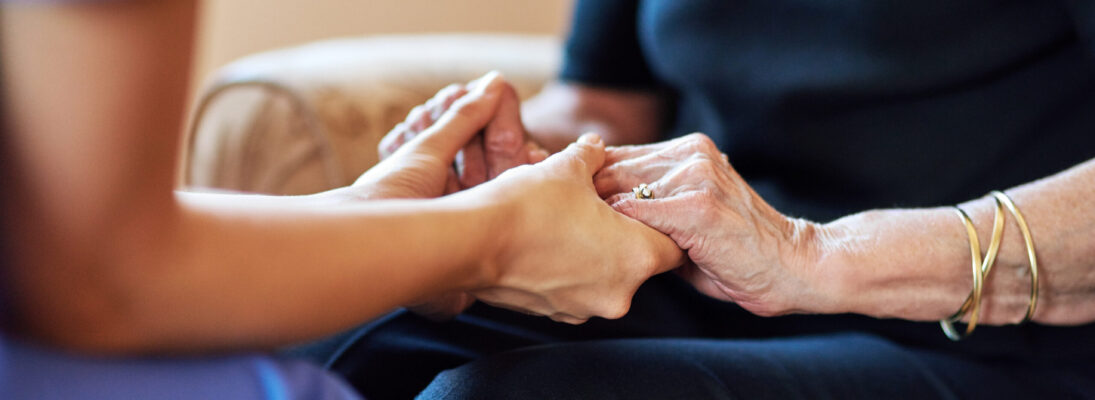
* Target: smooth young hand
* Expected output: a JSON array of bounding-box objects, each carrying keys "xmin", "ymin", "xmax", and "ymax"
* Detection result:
[
  {"xmin": 461, "ymin": 134, "xmax": 685, "ymax": 323},
  {"xmin": 351, "ymin": 72, "xmax": 510, "ymax": 319},
  {"xmin": 370, "ymin": 73, "xmax": 548, "ymax": 198}
]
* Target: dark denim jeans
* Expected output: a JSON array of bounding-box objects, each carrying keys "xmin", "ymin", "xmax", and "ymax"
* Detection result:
[{"xmin": 326, "ymin": 274, "xmax": 1095, "ymax": 399}]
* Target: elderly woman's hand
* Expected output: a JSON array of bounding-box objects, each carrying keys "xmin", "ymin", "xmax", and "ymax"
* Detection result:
[{"xmin": 595, "ymin": 133, "xmax": 837, "ymax": 316}]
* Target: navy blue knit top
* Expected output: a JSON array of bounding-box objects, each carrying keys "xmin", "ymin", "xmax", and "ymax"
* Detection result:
[
  {"xmin": 563, "ymin": 0, "xmax": 1095, "ymax": 222},
  {"xmin": 561, "ymin": 0, "xmax": 1095, "ymax": 359}
]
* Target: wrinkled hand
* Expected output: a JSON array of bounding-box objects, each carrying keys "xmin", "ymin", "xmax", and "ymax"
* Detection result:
[
  {"xmin": 594, "ymin": 133, "xmax": 825, "ymax": 316},
  {"xmin": 462, "ymin": 133, "xmax": 685, "ymax": 324}
]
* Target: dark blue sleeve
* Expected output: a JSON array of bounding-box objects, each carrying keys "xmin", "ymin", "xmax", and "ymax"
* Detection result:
[
  {"xmin": 559, "ymin": 0, "xmax": 657, "ymax": 89},
  {"xmin": 1062, "ymin": 0, "xmax": 1095, "ymax": 51}
]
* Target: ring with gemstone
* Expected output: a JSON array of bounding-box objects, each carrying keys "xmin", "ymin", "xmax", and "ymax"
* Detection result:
[{"xmin": 633, "ymin": 183, "xmax": 654, "ymax": 200}]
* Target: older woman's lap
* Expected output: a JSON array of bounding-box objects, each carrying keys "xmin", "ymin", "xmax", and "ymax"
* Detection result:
[
  {"xmin": 420, "ymin": 334, "xmax": 1080, "ymax": 399},
  {"xmin": 330, "ymin": 274, "xmax": 1095, "ymax": 399}
]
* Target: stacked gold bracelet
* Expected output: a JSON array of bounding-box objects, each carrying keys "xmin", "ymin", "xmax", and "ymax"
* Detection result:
[
  {"xmin": 993, "ymin": 191, "xmax": 1040, "ymax": 324},
  {"xmin": 940, "ymin": 190, "xmax": 1040, "ymax": 341}
]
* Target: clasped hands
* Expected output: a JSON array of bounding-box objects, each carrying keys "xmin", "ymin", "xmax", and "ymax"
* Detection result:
[{"xmin": 356, "ymin": 72, "xmax": 830, "ymax": 324}]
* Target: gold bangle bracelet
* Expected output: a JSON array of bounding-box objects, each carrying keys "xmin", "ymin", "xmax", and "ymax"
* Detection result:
[
  {"xmin": 940, "ymin": 207, "xmax": 985, "ymax": 341},
  {"xmin": 981, "ymin": 197, "xmax": 1007, "ymax": 279},
  {"xmin": 991, "ymin": 190, "xmax": 1040, "ymax": 324},
  {"xmin": 946, "ymin": 198, "xmax": 1006, "ymax": 321}
]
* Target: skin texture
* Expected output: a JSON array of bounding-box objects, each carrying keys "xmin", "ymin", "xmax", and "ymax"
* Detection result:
[
  {"xmin": 0, "ymin": 2, "xmax": 683, "ymax": 354},
  {"xmin": 464, "ymin": 133, "xmax": 684, "ymax": 324},
  {"xmin": 596, "ymin": 134, "xmax": 822, "ymax": 316},
  {"xmin": 376, "ymin": 79, "xmax": 549, "ymax": 195},
  {"xmin": 517, "ymin": 78, "xmax": 1095, "ymax": 326},
  {"xmin": 7, "ymin": 0, "xmax": 1091, "ymax": 359},
  {"xmin": 373, "ymin": 76, "xmax": 550, "ymax": 320},
  {"xmin": 380, "ymin": 80, "xmax": 668, "ymax": 319},
  {"xmin": 373, "ymin": 77, "xmax": 682, "ymax": 322},
  {"xmin": 599, "ymin": 133, "xmax": 1095, "ymax": 326},
  {"xmin": 516, "ymin": 70, "xmax": 1095, "ymax": 327}
]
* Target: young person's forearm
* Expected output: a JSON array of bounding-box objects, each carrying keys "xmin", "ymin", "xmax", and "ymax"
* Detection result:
[
  {"xmin": 22, "ymin": 190, "xmax": 504, "ymax": 354},
  {"xmin": 814, "ymin": 158, "xmax": 1095, "ymax": 325}
]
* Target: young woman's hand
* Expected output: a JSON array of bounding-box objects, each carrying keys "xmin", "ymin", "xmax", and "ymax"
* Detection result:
[
  {"xmin": 462, "ymin": 134, "xmax": 685, "ymax": 324},
  {"xmin": 350, "ymin": 72, "xmax": 549, "ymax": 320},
  {"xmin": 367, "ymin": 72, "xmax": 547, "ymax": 200},
  {"xmin": 352, "ymin": 73, "xmax": 491, "ymax": 200},
  {"xmin": 347, "ymin": 72, "xmax": 510, "ymax": 319}
]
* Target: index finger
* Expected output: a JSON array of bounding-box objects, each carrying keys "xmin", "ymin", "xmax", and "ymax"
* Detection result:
[{"xmin": 603, "ymin": 134, "xmax": 698, "ymax": 166}]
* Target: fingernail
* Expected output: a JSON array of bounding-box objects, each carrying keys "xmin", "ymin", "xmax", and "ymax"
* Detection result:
[{"xmin": 578, "ymin": 133, "xmax": 602, "ymax": 145}]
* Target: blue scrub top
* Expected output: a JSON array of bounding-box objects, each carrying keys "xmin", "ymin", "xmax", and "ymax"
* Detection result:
[
  {"xmin": 0, "ymin": 336, "xmax": 361, "ymax": 400},
  {"xmin": 0, "ymin": 1, "xmax": 359, "ymax": 398}
]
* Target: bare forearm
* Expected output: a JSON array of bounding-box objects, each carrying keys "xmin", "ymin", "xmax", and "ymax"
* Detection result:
[
  {"xmin": 20, "ymin": 190, "xmax": 501, "ymax": 354},
  {"xmin": 817, "ymin": 158, "xmax": 1095, "ymax": 325}
]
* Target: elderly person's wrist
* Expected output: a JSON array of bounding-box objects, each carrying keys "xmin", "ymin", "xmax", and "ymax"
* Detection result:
[
  {"xmin": 813, "ymin": 208, "xmax": 983, "ymax": 321},
  {"xmin": 772, "ymin": 218, "xmax": 838, "ymax": 315}
]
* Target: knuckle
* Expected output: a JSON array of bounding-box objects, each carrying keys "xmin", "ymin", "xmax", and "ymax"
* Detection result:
[
  {"xmin": 680, "ymin": 191, "xmax": 719, "ymax": 218},
  {"xmin": 424, "ymin": 93, "xmax": 440, "ymax": 109},
  {"xmin": 441, "ymin": 83, "xmax": 463, "ymax": 94},
  {"xmin": 378, "ymin": 127, "xmax": 404, "ymax": 153},
  {"xmin": 383, "ymin": 123, "xmax": 406, "ymax": 140},
  {"xmin": 692, "ymin": 190, "xmax": 719, "ymax": 207},
  {"xmin": 378, "ymin": 134, "xmax": 393, "ymax": 151},
  {"xmin": 641, "ymin": 252, "xmax": 666, "ymax": 276},
  {"xmin": 682, "ymin": 157, "xmax": 716, "ymax": 177},
  {"xmin": 406, "ymin": 105, "xmax": 425, "ymax": 120},
  {"xmin": 682, "ymin": 133, "xmax": 717, "ymax": 152},
  {"xmin": 564, "ymin": 148, "xmax": 592, "ymax": 171},
  {"xmin": 636, "ymin": 252, "xmax": 658, "ymax": 270},
  {"xmin": 485, "ymin": 129, "xmax": 522, "ymax": 153},
  {"xmin": 612, "ymin": 198, "xmax": 637, "ymax": 216},
  {"xmin": 601, "ymin": 298, "xmax": 632, "ymax": 320}
]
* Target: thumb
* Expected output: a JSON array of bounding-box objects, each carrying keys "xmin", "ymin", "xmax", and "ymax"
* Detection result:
[
  {"xmin": 411, "ymin": 71, "xmax": 506, "ymax": 161},
  {"xmin": 544, "ymin": 133, "xmax": 606, "ymax": 179}
]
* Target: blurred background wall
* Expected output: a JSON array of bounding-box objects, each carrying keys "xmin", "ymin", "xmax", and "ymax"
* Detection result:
[{"xmin": 193, "ymin": 0, "xmax": 573, "ymax": 88}]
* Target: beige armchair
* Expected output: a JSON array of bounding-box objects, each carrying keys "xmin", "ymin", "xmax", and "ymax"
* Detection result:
[{"xmin": 184, "ymin": 34, "xmax": 560, "ymax": 195}]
